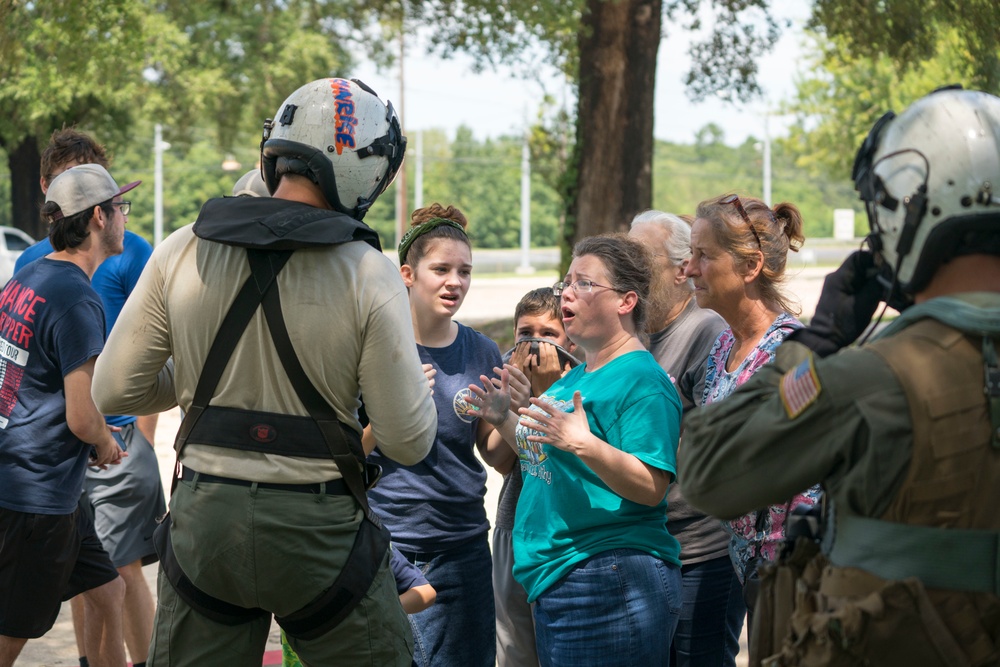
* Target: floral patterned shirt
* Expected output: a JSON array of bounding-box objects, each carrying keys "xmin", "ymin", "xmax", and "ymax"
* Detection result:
[{"xmin": 701, "ymin": 312, "xmax": 822, "ymax": 584}]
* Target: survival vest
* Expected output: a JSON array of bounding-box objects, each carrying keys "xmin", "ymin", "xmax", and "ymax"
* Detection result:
[
  {"xmin": 153, "ymin": 196, "xmax": 390, "ymax": 640},
  {"xmin": 754, "ymin": 319, "xmax": 1000, "ymax": 666}
]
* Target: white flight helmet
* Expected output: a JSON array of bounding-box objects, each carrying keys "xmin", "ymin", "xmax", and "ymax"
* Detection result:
[
  {"xmin": 260, "ymin": 78, "xmax": 405, "ymax": 220},
  {"xmin": 853, "ymin": 86, "xmax": 1000, "ymax": 297}
]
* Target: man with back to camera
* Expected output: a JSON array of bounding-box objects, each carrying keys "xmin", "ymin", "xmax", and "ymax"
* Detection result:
[
  {"xmin": 682, "ymin": 86, "xmax": 1000, "ymax": 666},
  {"xmin": 0, "ymin": 164, "xmax": 135, "ymax": 667},
  {"xmin": 629, "ymin": 211, "xmax": 742, "ymax": 667},
  {"xmin": 92, "ymin": 77, "xmax": 437, "ymax": 666},
  {"xmin": 15, "ymin": 128, "xmax": 163, "ymax": 667}
]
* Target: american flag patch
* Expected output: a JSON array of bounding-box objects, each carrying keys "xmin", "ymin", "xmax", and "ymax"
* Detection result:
[{"xmin": 780, "ymin": 356, "xmax": 821, "ymax": 419}]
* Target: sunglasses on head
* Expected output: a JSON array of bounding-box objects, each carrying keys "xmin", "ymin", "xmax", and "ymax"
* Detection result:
[{"xmin": 720, "ymin": 194, "xmax": 762, "ymax": 250}]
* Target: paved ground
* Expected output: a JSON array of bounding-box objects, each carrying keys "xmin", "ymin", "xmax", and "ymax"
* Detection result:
[{"xmin": 7, "ymin": 261, "xmax": 842, "ymax": 665}]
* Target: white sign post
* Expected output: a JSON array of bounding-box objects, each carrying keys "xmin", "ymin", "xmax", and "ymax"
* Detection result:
[{"xmin": 833, "ymin": 209, "xmax": 856, "ymax": 241}]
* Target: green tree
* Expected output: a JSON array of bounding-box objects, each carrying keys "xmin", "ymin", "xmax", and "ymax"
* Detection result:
[
  {"xmin": 0, "ymin": 0, "xmax": 150, "ymax": 238},
  {"xmin": 694, "ymin": 123, "xmax": 727, "ymax": 161},
  {"xmin": 350, "ymin": 0, "xmax": 786, "ymax": 271},
  {"xmin": 811, "ymin": 0, "xmax": 999, "ymax": 92},
  {"xmin": 783, "ymin": 29, "xmax": 978, "ymax": 180},
  {"xmin": 149, "ymin": 1, "xmax": 353, "ymax": 150},
  {"xmin": 0, "ymin": 0, "xmax": 354, "ymax": 238}
]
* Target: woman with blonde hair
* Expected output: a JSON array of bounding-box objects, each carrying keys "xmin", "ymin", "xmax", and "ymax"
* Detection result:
[{"xmin": 683, "ymin": 193, "xmax": 821, "ymax": 629}]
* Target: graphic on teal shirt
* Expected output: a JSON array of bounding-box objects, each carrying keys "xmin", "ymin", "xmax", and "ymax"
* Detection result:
[{"xmin": 516, "ymin": 395, "xmax": 572, "ymax": 479}]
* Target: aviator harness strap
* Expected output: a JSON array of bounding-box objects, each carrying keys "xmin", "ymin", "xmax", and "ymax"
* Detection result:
[{"xmin": 155, "ymin": 248, "xmax": 390, "ymax": 639}]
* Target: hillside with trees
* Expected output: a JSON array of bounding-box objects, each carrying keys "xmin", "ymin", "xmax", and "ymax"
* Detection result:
[{"xmin": 0, "ymin": 119, "xmax": 863, "ymax": 250}]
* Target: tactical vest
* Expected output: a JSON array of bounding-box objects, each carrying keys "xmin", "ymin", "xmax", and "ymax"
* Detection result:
[
  {"xmin": 856, "ymin": 319, "xmax": 1000, "ymax": 664},
  {"xmin": 755, "ymin": 320, "xmax": 1000, "ymax": 667},
  {"xmin": 152, "ymin": 198, "xmax": 392, "ymax": 640}
]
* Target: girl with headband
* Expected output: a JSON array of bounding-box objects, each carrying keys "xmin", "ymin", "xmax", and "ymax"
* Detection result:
[{"xmin": 367, "ymin": 203, "xmax": 527, "ymax": 667}]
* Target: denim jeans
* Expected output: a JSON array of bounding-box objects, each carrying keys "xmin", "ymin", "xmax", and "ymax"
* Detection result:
[
  {"xmin": 399, "ymin": 534, "xmax": 496, "ymax": 667},
  {"xmin": 533, "ymin": 549, "xmax": 682, "ymax": 667},
  {"xmin": 669, "ymin": 555, "xmax": 746, "ymax": 667}
]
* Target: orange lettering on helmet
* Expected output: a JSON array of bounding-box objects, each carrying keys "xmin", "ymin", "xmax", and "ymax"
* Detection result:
[{"xmin": 330, "ymin": 79, "xmax": 357, "ymax": 156}]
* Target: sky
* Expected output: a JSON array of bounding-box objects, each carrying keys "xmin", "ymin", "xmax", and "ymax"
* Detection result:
[{"xmin": 352, "ymin": 3, "xmax": 814, "ymax": 148}]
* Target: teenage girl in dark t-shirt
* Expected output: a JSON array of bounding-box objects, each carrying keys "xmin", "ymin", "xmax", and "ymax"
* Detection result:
[{"xmin": 367, "ymin": 203, "xmax": 513, "ymax": 667}]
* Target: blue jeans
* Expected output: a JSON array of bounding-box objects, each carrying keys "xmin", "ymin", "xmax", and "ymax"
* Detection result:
[
  {"xmin": 399, "ymin": 534, "xmax": 496, "ymax": 667},
  {"xmin": 670, "ymin": 555, "xmax": 746, "ymax": 667},
  {"xmin": 533, "ymin": 549, "xmax": 682, "ymax": 667}
]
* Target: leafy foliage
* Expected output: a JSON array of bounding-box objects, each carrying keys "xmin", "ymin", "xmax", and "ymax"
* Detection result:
[
  {"xmin": 652, "ymin": 131, "xmax": 862, "ymax": 239},
  {"xmin": 668, "ymin": 0, "xmax": 787, "ymax": 103},
  {"xmin": 0, "ymin": 119, "xmax": 866, "ymax": 246},
  {"xmin": 810, "ymin": 0, "xmax": 999, "ymax": 91},
  {"xmin": 782, "ymin": 29, "xmax": 979, "ymax": 179},
  {"xmin": 363, "ymin": 126, "xmax": 562, "ymax": 249},
  {"xmin": 0, "ymin": 0, "xmax": 150, "ymax": 149},
  {"xmin": 144, "ymin": 0, "xmax": 355, "ymax": 150}
]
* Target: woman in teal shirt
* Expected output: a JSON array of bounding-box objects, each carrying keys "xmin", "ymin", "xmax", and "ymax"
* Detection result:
[{"xmin": 470, "ymin": 233, "xmax": 683, "ymax": 666}]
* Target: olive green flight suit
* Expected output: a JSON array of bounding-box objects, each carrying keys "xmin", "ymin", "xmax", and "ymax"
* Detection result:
[{"xmin": 682, "ymin": 293, "xmax": 1000, "ymax": 666}]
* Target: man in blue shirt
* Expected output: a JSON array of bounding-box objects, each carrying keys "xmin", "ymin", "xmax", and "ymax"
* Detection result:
[
  {"xmin": 15, "ymin": 130, "xmax": 163, "ymax": 667},
  {"xmin": 0, "ymin": 163, "xmax": 134, "ymax": 666}
]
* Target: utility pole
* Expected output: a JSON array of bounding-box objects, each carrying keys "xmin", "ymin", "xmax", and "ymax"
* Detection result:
[
  {"xmin": 763, "ymin": 112, "xmax": 772, "ymax": 207},
  {"xmin": 154, "ymin": 124, "xmax": 171, "ymax": 247},
  {"xmin": 395, "ymin": 7, "xmax": 407, "ymax": 248},
  {"xmin": 414, "ymin": 130, "xmax": 424, "ymax": 211},
  {"xmin": 517, "ymin": 128, "xmax": 534, "ymax": 274}
]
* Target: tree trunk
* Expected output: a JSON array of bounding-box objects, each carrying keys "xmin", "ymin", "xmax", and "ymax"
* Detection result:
[
  {"xmin": 564, "ymin": 0, "xmax": 661, "ymax": 265},
  {"xmin": 8, "ymin": 136, "xmax": 44, "ymax": 241}
]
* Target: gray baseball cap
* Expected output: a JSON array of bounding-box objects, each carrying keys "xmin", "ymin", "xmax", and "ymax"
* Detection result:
[{"xmin": 45, "ymin": 164, "xmax": 141, "ymax": 220}]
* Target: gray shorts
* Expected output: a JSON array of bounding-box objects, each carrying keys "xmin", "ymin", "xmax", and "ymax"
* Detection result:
[{"xmin": 84, "ymin": 423, "xmax": 166, "ymax": 568}]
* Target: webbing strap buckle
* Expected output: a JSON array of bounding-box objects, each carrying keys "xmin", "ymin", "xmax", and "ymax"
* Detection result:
[{"xmin": 983, "ymin": 337, "xmax": 1000, "ymax": 448}]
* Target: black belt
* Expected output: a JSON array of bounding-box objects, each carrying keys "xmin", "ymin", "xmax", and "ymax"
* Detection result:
[{"xmin": 180, "ymin": 468, "xmax": 350, "ymax": 496}]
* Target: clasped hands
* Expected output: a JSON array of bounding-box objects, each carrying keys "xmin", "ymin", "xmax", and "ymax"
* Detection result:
[{"xmin": 466, "ymin": 367, "xmax": 595, "ymax": 457}]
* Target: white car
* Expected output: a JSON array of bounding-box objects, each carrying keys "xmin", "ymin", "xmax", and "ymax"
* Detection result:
[{"xmin": 1, "ymin": 226, "xmax": 37, "ymax": 286}]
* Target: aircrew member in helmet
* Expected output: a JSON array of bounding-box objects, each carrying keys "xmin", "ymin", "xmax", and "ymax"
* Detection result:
[
  {"xmin": 93, "ymin": 78, "xmax": 437, "ymax": 666},
  {"xmin": 681, "ymin": 86, "xmax": 1000, "ymax": 666}
]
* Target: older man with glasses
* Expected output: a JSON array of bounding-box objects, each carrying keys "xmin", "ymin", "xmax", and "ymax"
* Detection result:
[{"xmin": 628, "ymin": 210, "xmax": 738, "ymax": 667}]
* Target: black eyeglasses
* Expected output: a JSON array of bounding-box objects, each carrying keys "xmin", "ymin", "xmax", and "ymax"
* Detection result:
[
  {"xmin": 720, "ymin": 194, "xmax": 761, "ymax": 250},
  {"xmin": 111, "ymin": 201, "xmax": 131, "ymax": 216}
]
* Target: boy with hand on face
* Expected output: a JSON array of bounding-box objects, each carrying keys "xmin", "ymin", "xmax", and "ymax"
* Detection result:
[{"xmin": 494, "ymin": 287, "xmax": 579, "ymax": 667}]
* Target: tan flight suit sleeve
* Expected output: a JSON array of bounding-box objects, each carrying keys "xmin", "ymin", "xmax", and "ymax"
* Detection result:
[
  {"xmin": 356, "ymin": 286, "xmax": 436, "ymax": 466},
  {"xmin": 680, "ymin": 340, "xmax": 913, "ymax": 521},
  {"xmin": 94, "ymin": 235, "xmax": 176, "ymax": 416}
]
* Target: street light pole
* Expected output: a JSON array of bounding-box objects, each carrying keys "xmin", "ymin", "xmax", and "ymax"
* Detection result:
[
  {"xmin": 395, "ymin": 7, "xmax": 407, "ymax": 248},
  {"xmin": 154, "ymin": 124, "xmax": 170, "ymax": 247},
  {"xmin": 414, "ymin": 130, "xmax": 423, "ymax": 211},
  {"xmin": 517, "ymin": 129, "xmax": 533, "ymax": 274},
  {"xmin": 763, "ymin": 112, "xmax": 772, "ymax": 207}
]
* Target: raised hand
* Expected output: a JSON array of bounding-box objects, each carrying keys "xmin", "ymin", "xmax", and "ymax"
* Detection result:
[
  {"xmin": 497, "ymin": 364, "xmax": 531, "ymax": 412},
  {"xmin": 521, "ymin": 391, "xmax": 594, "ymax": 457},
  {"xmin": 531, "ymin": 342, "xmax": 568, "ymax": 396},
  {"xmin": 508, "ymin": 340, "xmax": 535, "ymax": 372},
  {"xmin": 467, "ymin": 367, "xmax": 513, "ymax": 427}
]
